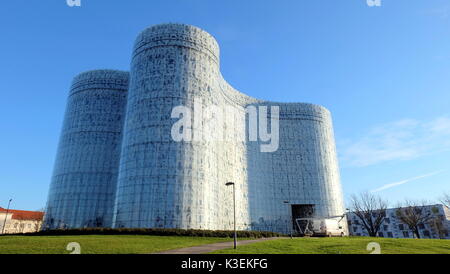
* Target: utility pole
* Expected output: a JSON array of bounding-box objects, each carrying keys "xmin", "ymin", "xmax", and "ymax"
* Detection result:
[
  {"xmin": 283, "ymin": 200, "xmax": 293, "ymax": 238},
  {"xmin": 226, "ymin": 182, "xmax": 237, "ymax": 249},
  {"xmin": 1, "ymin": 199, "xmax": 12, "ymax": 234}
]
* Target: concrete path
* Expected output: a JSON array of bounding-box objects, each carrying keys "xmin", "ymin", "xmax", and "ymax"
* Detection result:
[{"xmin": 154, "ymin": 237, "xmax": 283, "ymax": 254}]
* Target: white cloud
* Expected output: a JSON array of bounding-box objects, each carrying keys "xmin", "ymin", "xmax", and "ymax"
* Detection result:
[
  {"xmin": 338, "ymin": 116, "xmax": 450, "ymax": 167},
  {"xmin": 371, "ymin": 170, "xmax": 444, "ymax": 193},
  {"xmin": 429, "ymin": 116, "xmax": 450, "ymax": 135}
]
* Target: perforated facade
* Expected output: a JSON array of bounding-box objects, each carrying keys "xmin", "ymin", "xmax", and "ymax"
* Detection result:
[{"xmin": 45, "ymin": 24, "xmax": 346, "ymax": 234}]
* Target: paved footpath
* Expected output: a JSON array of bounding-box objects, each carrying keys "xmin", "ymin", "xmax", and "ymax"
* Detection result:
[{"xmin": 154, "ymin": 237, "xmax": 283, "ymax": 254}]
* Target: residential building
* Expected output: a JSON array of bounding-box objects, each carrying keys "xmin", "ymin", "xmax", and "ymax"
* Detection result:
[
  {"xmin": 347, "ymin": 204, "xmax": 450, "ymax": 239},
  {"xmin": 0, "ymin": 207, "xmax": 44, "ymax": 234}
]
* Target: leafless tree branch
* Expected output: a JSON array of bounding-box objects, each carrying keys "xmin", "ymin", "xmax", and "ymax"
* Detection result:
[
  {"xmin": 350, "ymin": 192, "xmax": 388, "ymax": 237},
  {"xmin": 395, "ymin": 200, "xmax": 434, "ymax": 239},
  {"xmin": 439, "ymin": 192, "xmax": 450, "ymax": 209}
]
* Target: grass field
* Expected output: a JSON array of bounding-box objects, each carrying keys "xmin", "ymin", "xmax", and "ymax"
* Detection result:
[
  {"xmin": 0, "ymin": 235, "xmax": 448, "ymax": 254},
  {"xmin": 0, "ymin": 235, "xmax": 235, "ymax": 254},
  {"xmin": 212, "ymin": 237, "xmax": 450, "ymax": 254}
]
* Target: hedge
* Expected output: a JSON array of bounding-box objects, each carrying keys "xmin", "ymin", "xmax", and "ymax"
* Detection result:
[{"xmin": 10, "ymin": 228, "xmax": 285, "ymax": 238}]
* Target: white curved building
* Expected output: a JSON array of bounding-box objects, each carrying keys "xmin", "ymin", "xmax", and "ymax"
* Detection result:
[
  {"xmin": 45, "ymin": 24, "xmax": 346, "ymax": 234},
  {"xmin": 45, "ymin": 70, "xmax": 129, "ymax": 229}
]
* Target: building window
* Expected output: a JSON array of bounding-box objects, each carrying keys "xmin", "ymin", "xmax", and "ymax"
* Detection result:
[
  {"xmin": 418, "ymin": 223, "xmax": 425, "ymax": 229},
  {"xmin": 383, "ymin": 225, "xmax": 388, "ymax": 231},
  {"xmin": 398, "ymin": 224, "xmax": 404, "ymax": 230},
  {"xmin": 403, "ymin": 231, "xmax": 409, "ymax": 238},
  {"xmin": 387, "ymin": 232, "xmax": 393, "ymax": 238},
  {"xmin": 353, "ymin": 226, "xmax": 358, "ymax": 232},
  {"xmin": 423, "ymin": 230, "xmax": 430, "ymax": 237},
  {"xmin": 385, "ymin": 218, "xmax": 390, "ymax": 224},
  {"xmin": 378, "ymin": 232, "xmax": 384, "ymax": 237}
]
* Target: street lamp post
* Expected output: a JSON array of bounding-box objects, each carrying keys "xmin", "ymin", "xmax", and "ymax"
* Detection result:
[
  {"xmin": 1, "ymin": 199, "xmax": 12, "ymax": 235},
  {"xmin": 226, "ymin": 182, "xmax": 237, "ymax": 249},
  {"xmin": 283, "ymin": 201, "xmax": 293, "ymax": 238}
]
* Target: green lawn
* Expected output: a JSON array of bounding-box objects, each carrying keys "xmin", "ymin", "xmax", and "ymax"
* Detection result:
[
  {"xmin": 212, "ymin": 237, "xmax": 450, "ymax": 254},
  {"xmin": 1, "ymin": 235, "xmax": 449, "ymax": 254},
  {"xmin": 0, "ymin": 235, "xmax": 234, "ymax": 254}
]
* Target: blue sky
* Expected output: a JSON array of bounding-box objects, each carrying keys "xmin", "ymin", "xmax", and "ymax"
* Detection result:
[{"xmin": 0, "ymin": 0, "xmax": 449, "ymax": 210}]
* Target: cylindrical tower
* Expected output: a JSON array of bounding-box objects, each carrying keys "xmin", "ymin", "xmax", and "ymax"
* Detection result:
[
  {"xmin": 45, "ymin": 69, "xmax": 129, "ymax": 229},
  {"xmin": 113, "ymin": 24, "xmax": 225, "ymax": 229},
  {"xmin": 247, "ymin": 103, "xmax": 346, "ymax": 233}
]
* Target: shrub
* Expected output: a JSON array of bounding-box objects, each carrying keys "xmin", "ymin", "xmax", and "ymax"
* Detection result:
[{"xmin": 16, "ymin": 228, "xmax": 284, "ymax": 238}]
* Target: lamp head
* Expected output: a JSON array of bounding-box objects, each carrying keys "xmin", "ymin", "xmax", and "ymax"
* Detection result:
[{"xmin": 225, "ymin": 182, "xmax": 234, "ymax": 186}]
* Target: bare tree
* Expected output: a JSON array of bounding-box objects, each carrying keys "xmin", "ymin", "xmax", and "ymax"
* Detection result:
[
  {"xmin": 428, "ymin": 214, "xmax": 448, "ymax": 239},
  {"xmin": 439, "ymin": 192, "xmax": 450, "ymax": 209},
  {"xmin": 395, "ymin": 200, "xmax": 433, "ymax": 239},
  {"xmin": 34, "ymin": 220, "xmax": 42, "ymax": 232},
  {"xmin": 350, "ymin": 192, "xmax": 388, "ymax": 237}
]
